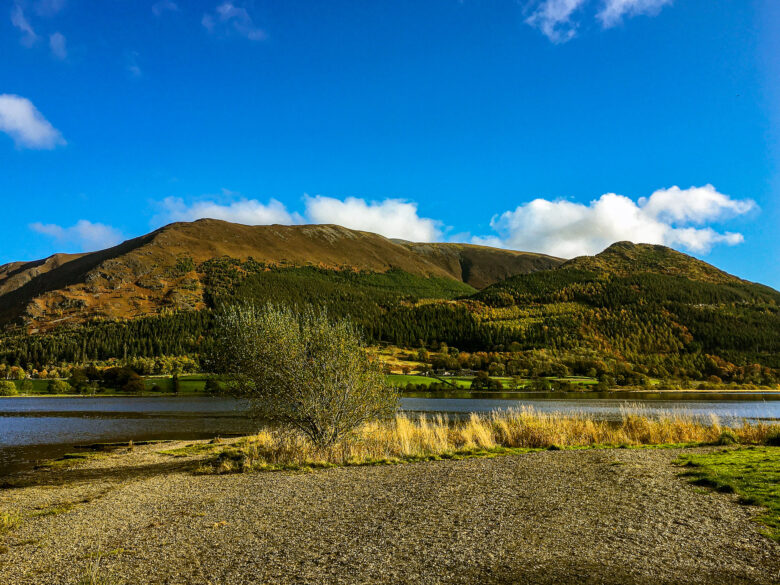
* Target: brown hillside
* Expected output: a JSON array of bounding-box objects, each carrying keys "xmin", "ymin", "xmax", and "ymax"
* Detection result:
[
  {"xmin": 398, "ymin": 242, "xmax": 564, "ymax": 289},
  {"xmin": 0, "ymin": 220, "xmax": 563, "ymax": 331}
]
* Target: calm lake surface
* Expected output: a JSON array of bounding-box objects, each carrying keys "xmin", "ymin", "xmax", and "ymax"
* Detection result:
[{"xmin": 1, "ymin": 392, "xmax": 779, "ymax": 476}]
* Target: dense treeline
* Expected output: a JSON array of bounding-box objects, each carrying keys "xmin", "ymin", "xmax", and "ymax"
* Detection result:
[{"xmin": 469, "ymin": 268, "xmax": 780, "ymax": 383}]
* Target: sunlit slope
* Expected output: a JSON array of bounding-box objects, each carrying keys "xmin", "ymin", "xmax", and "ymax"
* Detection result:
[
  {"xmin": 471, "ymin": 242, "xmax": 780, "ymax": 370},
  {"xmin": 0, "ymin": 219, "xmax": 563, "ymax": 331}
]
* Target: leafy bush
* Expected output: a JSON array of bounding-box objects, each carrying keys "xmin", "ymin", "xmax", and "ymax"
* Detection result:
[
  {"xmin": 122, "ymin": 377, "xmax": 146, "ymax": 393},
  {"xmin": 765, "ymin": 430, "xmax": 780, "ymax": 447},
  {"xmin": 204, "ymin": 377, "xmax": 222, "ymax": 395},
  {"xmin": 0, "ymin": 380, "xmax": 18, "ymax": 396},
  {"xmin": 716, "ymin": 429, "xmax": 739, "ymax": 445},
  {"xmin": 47, "ymin": 379, "xmax": 71, "ymax": 394},
  {"xmin": 208, "ymin": 304, "xmax": 399, "ymax": 447}
]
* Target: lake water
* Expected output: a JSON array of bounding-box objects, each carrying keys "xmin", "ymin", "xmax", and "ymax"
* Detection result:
[{"xmin": 1, "ymin": 392, "xmax": 779, "ymax": 477}]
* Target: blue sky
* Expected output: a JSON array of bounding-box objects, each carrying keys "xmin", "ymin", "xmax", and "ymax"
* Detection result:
[{"xmin": 1, "ymin": 0, "xmax": 778, "ymax": 288}]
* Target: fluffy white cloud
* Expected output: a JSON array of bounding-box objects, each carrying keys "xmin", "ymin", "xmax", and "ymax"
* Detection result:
[
  {"xmin": 11, "ymin": 3, "xmax": 37, "ymax": 46},
  {"xmin": 152, "ymin": 194, "xmax": 442, "ymax": 242},
  {"xmin": 154, "ymin": 196, "xmax": 299, "ymax": 226},
  {"xmin": 151, "ymin": 185, "xmax": 751, "ymax": 255},
  {"xmin": 202, "ymin": 2, "xmax": 266, "ymax": 41},
  {"xmin": 0, "ymin": 94, "xmax": 65, "ymax": 149},
  {"xmin": 304, "ymin": 196, "xmax": 442, "ymax": 242},
  {"xmin": 639, "ymin": 184, "xmax": 755, "ymax": 224},
  {"xmin": 30, "ymin": 220, "xmax": 123, "ymax": 252},
  {"xmin": 152, "ymin": 1, "xmax": 179, "ymax": 17},
  {"xmin": 525, "ymin": 0, "xmax": 586, "ymax": 44},
  {"xmin": 597, "ymin": 0, "xmax": 672, "ymax": 28},
  {"xmin": 49, "ymin": 31, "xmax": 66, "ymax": 60},
  {"xmin": 477, "ymin": 185, "xmax": 754, "ymax": 257}
]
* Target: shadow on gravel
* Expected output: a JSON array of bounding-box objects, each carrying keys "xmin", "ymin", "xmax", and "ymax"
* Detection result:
[
  {"xmin": 0, "ymin": 459, "xmax": 196, "ymax": 490},
  {"xmin": 480, "ymin": 565, "xmax": 766, "ymax": 585}
]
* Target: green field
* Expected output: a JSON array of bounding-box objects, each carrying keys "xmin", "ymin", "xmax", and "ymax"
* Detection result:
[
  {"xmin": 676, "ymin": 447, "xmax": 780, "ymax": 541},
  {"xmin": 387, "ymin": 374, "xmax": 599, "ymax": 390},
  {"xmin": 7, "ymin": 374, "xmax": 607, "ymax": 396},
  {"xmin": 4, "ymin": 375, "xmax": 212, "ymax": 396}
]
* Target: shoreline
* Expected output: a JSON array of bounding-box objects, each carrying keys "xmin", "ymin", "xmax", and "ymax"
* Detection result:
[
  {"xmin": 3, "ymin": 387, "xmax": 780, "ymax": 398},
  {"xmin": 1, "ymin": 440, "xmax": 778, "ymax": 584}
]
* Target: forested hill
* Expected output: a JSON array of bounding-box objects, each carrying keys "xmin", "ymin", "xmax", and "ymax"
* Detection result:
[
  {"xmin": 560, "ymin": 241, "xmax": 745, "ymax": 284},
  {"xmin": 0, "ymin": 220, "xmax": 563, "ymax": 332},
  {"xmin": 1, "ymin": 236, "xmax": 778, "ymax": 385},
  {"xmin": 468, "ymin": 242, "xmax": 780, "ymax": 382}
]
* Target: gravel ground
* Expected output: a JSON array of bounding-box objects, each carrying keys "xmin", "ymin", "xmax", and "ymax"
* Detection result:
[{"xmin": 0, "ymin": 443, "xmax": 778, "ymax": 585}]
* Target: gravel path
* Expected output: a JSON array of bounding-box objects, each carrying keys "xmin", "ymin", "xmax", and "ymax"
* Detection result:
[{"xmin": 1, "ymin": 444, "xmax": 778, "ymax": 585}]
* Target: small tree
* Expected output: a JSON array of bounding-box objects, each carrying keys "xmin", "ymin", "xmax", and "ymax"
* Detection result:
[
  {"xmin": 69, "ymin": 368, "xmax": 89, "ymax": 394},
  {"xmin": 0, "ymin": 380, "xmax": 19, "ymax": 396},
  {"xmin": 47, "ymin": 379, "xmax": 71, "ymax": 394},
  {"xmin": 208, "ymin": 304, "xmax": 399, "ymax": 447}
]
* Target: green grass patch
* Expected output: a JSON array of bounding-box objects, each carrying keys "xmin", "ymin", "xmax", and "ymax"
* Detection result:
[
  {"xmin": 7, "ymin": 379, "xmax": 51, "ymax": 395},
  {"xmin": 0, "ymin": 511, "xmax": 22, "ymax": 534},
  {"xmin": 676, "ymin": 447, "xmax": 780, "ymax": 541},
  {"xmin": 37, "ymin": 451, "xmax": 107, "ymax": 469},
  {"xmin": 31, "ymin": 503, "xmax": 76, "ymax": 517}
]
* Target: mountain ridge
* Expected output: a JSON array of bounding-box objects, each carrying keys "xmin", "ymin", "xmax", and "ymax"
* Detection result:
[{"xmin": 0, "ymin": 220, "xmax": 564, "ymax": 331}]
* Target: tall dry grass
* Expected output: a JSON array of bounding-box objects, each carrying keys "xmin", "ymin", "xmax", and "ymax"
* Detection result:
[{"xmin": 207, "ymin": 407, "xmax": 780, "ymax": 473}]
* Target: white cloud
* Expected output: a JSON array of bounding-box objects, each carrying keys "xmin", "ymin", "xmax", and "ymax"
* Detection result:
[
  {"xmin": 304, "ymin": 196, "xmax": 443, "ymax": 242},
  {"xmin": 597, "ymin": 0, "xmax": 672, "ymax": 28},
  {"xmin": 150, "ymin": 185, "xmax": 751, "ymax": 255},
  {"xmin": 34, "ymin": 0, "xmax": 66, "ymax": 17},
  {"xmin": 525, "ymin": 0, "xmax": 673, "ymax": 42},
  {"xmin": 151, "ymin": 193, "xmax": 442, "ymax": 242},
  {"xmin": 153, "ymin": 196, "xmax": 298, "ymax": 226},
  {"xmin": 202, "ymin": 2, "xmax": 266, "ymax": 41},
  {"xmin": 639, "ymin": 184, "xmax": 755, "ymax": 224},
  {"xmin": 49, "ymin": 31, "xmax": 66, "ymax": 60},
  {"xmin": 525, "ymin": 0, "xmax": 586, "ymax": 44},
  {"xmin": 0, "ymin": 94, "xmax": 65, "ymax": 149},
  {"xmin": 152, "ymin": 1, "xmax": 179, "ymax": 17},
  {"xmin": 30, "ymin": 220, "xmax": 123, "ymax": 252},
  {"xmin": 477, "ymin": 185, "xmax": 755, "ymax": 257},
  {"xmin": 11, "ymin": 3, "xmax": 37, "ymax": 46}
]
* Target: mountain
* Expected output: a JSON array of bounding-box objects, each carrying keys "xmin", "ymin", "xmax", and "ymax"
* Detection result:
[
  {"xmin": 2, "ymin": 232, "xmax": 777, "ymax": 386},
  {"xmin": 0, "ymin": 219, "xmax": 563, "ymax": 332},
  {"xmin": 559, "ymin": 241, "xmax": 743, "ymax": 284},
  {"xmin": 469, "ymin": 242, "xmax": 780, "ymax": 381}
]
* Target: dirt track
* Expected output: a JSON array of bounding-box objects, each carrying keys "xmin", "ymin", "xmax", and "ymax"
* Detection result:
[{"xmin": 1, "ymin": 444, "xmax": 778, "ymax": 584}]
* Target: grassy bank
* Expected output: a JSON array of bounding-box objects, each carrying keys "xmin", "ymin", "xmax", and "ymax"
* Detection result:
[
  {"xmin": 676, "ymin": 446, "xmax": 780, "ymax": 541},
  {"xmin": 199, "ymin": 408, "xmax": 780, "ymax": 474}
]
